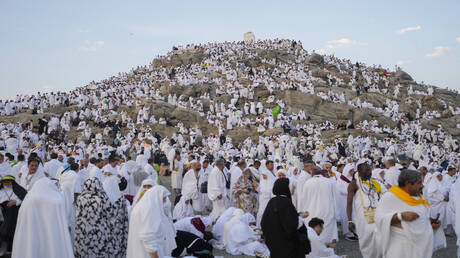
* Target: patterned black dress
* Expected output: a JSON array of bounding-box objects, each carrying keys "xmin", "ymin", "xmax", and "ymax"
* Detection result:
[{"xmin": 74, "ymin": 178, "xmax": 128, "ymax": 258}]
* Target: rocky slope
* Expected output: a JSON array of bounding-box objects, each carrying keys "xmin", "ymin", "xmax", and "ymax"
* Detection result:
[{"xmin": 2, "ymin": 40, "xmax": 460, "ymax": 143}]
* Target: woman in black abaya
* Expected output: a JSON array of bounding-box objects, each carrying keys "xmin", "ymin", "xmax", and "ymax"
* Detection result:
[
  {"xmin": 261, "ymin": 178, "xmax": 310, "ymax": 258},
  {"xmin": 0, "ymin": 175, "xmax": 27, "ymax": 253}
]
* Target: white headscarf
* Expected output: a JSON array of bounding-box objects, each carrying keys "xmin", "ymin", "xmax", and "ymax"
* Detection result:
[
  {"xmin": 12, "ymin": 178, "xmax": 74, "ymax": 258},
  {"xmin": 342, "ymin": 163, "xmax": 355, "ymax": 180},
  {"xmin": 239, "ymin": 213, "xmax": 256, "ymax": 225},
  {"xmin": 287, "ymin": 167, "xmax": 298, "ymax": 179},
  {"xmin": 127, "ymin": 185, "xmax": 176, "ymax": 258},
  {"xmin": 225, "ymin": 212, "xmax": 259, "ymax": 254},
  {"xmin": 427, "ymin": 172, "xmax": 445, "ymax": 196},
  {"xmin": 151, "ymin": 185, "xmax": 177, "ymax": 255},
  {"xmin": 276, "ymin": 169, "xmax": 287, "ymax": 178},
  {"xmin": 128, "ymin": 187, "xmax": 162, "ymax": 257},
  {"xmin": 60, "ymin": 180, "xmax": 76, "ymax": 239},
  {"xmin": 132, "ymin": 178, "xmax": 155, "ymax": 207},
  {"xmin": 371, "ymin": 168, "xmax": 384, "ymax": 179},
  {"xmin": 223, "ymin": 209, "xmax": 245, "ymax": 245},
  {"xmin": 212, "ymin": 207, "xmax": 237, "ymax": 242},
  {"xmin": 103, "ymin": 175, "xmax": 122, "ymax": 204},
  {"xmin": 172, "ymin": 195, "xmax": 194, "ymax": 221}
]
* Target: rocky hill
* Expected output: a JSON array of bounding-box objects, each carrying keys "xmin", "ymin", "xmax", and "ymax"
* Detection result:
[{"xmin": 2, "ymin": 39, "xmax": 460, "ymax": 144}]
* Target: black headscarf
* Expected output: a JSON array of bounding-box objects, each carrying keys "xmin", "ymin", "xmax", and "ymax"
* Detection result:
[
  {"xmin": 272, "ymin": 178, "xmax": 291, "ymax": 199},
  {"xmin": 262, "ymin": 178, "xmax": 310, "ymax": 257}
]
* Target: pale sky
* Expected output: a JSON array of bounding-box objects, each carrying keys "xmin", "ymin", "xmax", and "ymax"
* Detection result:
[{"xmin": 1, "ymin": 0, "xmax": 459, "ymax": 99}]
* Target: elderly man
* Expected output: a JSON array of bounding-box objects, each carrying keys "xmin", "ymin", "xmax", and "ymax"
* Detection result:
[
  {"xmin": 383, "ymin": 159, "xmax": 400, "ymax": 187},
  {"xmin": 296, "ymin": 160, "xmax": 314, "ymax": 208},
  {"xmin": 208, "ymin": 159, "xmax": 230, "ymax": 221},
  {"xmin": 299, "ymin": 166, "xmax": 338, "ymax": 244},
  {"xmin": 229, "ymin": 160, "xmax": 247, "ymax": 205},
  {"xmin": 44, "ymin": 153, "xmax": 62, "ymax": 178},
  {"xmin": 375, "ymin": 169, "xmax": 440, "ymax": 258},
  {"xmin": 181, "ymin": 161, "xmax": 204, "ymax": 214}
]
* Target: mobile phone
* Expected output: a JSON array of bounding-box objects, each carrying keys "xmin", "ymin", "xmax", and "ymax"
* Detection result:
[{"xmin": 435, "ymin": 213, "xmax": 440, "ymax": 223}]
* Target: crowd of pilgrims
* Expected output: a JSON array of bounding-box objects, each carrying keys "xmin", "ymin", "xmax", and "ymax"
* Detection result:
[
  {"xmin": 2, "ymin": 39, "xmax": 460, "ymax": 134},
  {"xmin": 0, "ymin": 39, "xmax": 459, "ymax": 258},
  {"xmin": 0, "ymin": 115, "xmax": 459, "ymax": 258}
]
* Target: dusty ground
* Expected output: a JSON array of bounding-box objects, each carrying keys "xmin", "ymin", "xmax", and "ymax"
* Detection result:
[
  {"xmin": 160, "ymin": 175, "xmax": 458, "ymax": 258},
  {"xmin": 213, "ymin": 235, "xmax": 457, "ymax": 258}
]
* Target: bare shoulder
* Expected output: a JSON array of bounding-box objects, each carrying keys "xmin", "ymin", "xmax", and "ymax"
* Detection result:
[{"xmin": 347, "ymin": 180, "xmax": 358, "ymax": 192}]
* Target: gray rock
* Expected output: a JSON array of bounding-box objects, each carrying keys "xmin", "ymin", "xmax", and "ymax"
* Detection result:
[
  {"xmin": 394, "ymin": 69, "xmax": 413, "ymax": 82},
  {"xmin": 306, "ymin": 53, "xmax": 324, "ymax": 66},
  {"xmin": 326, "ymin": 64, "xmax": 339, "ymax": 73},
  {"xmin": 422, "ymin": 96, "xmax": 443, "ymax": 111},
  {"xmin": 283, "ymin": 91, "xmax": 322, "ymax": 113},
  {"xmin": 226, "ymin": 126, "xmax": 258, "ymax": 144},
  {"xmin": 4, "ymin": 41, "xmax": 460, "ymax": 146},
  {"xmin": 352, "ymin": 108, "xmax": 396, "ymax": 128},
  {"xmin": 442, "ymin": 109, "xmax": 453, "ymax": 118}
]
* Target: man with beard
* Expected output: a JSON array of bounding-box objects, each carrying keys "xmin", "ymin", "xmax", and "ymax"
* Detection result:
[{"xmin": 375, "ymin": 169, "xmax": 439, "ymax": 258}]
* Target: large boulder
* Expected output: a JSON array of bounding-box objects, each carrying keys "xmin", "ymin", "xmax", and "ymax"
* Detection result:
[
  {"xmin": 326, "ymin": 64, "xmax": 339, "ymax": 73},
  {"xmin": 254, "ymin": 88, "xmax": 271, "ymax": 101},
  {"xmin": 243, "ymin": 58, "xmax": 261, "ymax": 68},
  {"xmin": 321, "ymin": 129, "xmax": 386, "ymax": 143},
  {"xmin": 435, "ymin": 88, "xmax": 460, "ymax": 105},
  {"xmin": 394, "ymin": 69, "xmax": 413, "ymax": 82},
  {"xmin": 442, "ymin": 109, "xmax": 453, "ymax": 118},
  {"xmin": 421, "ymin": 96, "xmax": 443, "ymax": 111},
  {"xmin": 358, "ymin": 93, "xmax": 387, "ymax": 108},
  {"xmin": 421, "ymin": 116, "xmax": 460, "ymax": 133},
  {"xmin": 315, "ymin": 102, "xmax": 353, "ymax": 121},
  {"xmin": 311, "ymin": 69, "xmax": 328, "ymax": 81},
  {"xmin": 306, "ymin": 53, "xmax": 324, "ymax": 66},
  {"xmin": 226, "ymin": 126, "xmax": 258, "ymax": 144},
  {"xmin": 283, "ymin": 91, "xmax": 322, "ymax": 113},
  {"xmin": 263, "ymin": 128, "xmax": 285, "ymax": 136},
  {"xmin": 352, "ymin": 108, "xmax": 396, "ymax": 127},
  {"xmin": 170, "ymin": 107, "xmax": 201, "ymax": 125},
  {"xmin": 144, "ymin": 124, "xmax": 178, "ymax": 138},
  {"xmin": 276, "ymin": 52, "xmax": 297, "ymax": 64},
  {"xmin": 183, "ymin": 84, "xmax": 209, "ymax": 98},
  {"xmin": 148, "ymin": 101, "xmax": 176, "ymax": 118},
  {"xmin": 256, "ymin": 49, "xmax": 295, "ymax": 64},
  {"xmin": 155, "ymin": 49, "xmax": 205, "ymax": 68}
]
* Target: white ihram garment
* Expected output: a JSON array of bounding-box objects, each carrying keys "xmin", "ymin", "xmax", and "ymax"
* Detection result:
[
  {"xmin": 12, "ymin": 178, "xmax": 74, "ymax": 258},
  {"xmin": 375, "ymin": 191, "xmax": 434, "ymax": 258}
]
